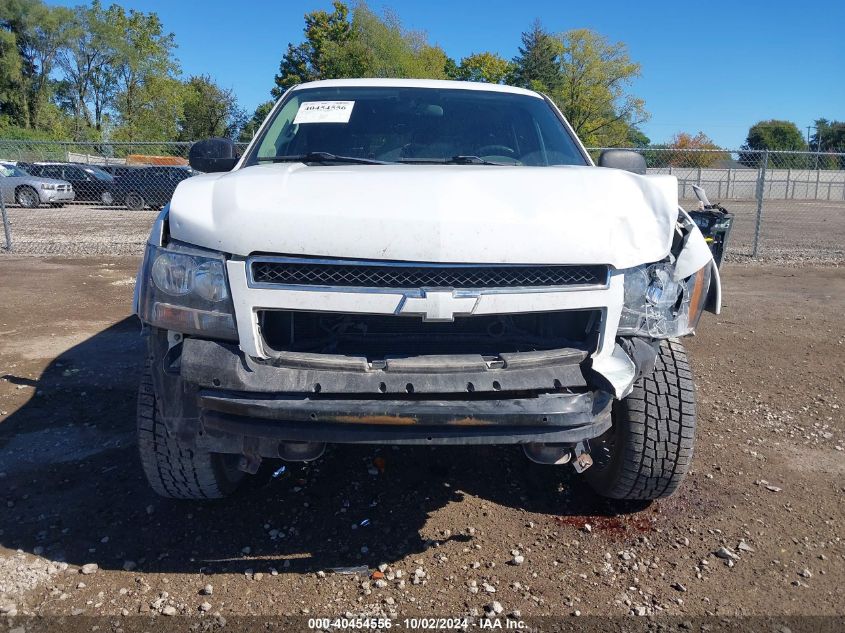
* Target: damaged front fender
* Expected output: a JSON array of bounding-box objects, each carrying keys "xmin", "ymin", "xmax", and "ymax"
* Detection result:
[{"xmin": 676, "ymin": 208, "xmax": 721, "ymax": 315}]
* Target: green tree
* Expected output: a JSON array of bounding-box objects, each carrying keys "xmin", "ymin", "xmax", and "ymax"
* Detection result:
[
  {"xmin": 178, "ymin": 75, "xmax": 243, "ymax": 140},
  {"xmin": 625, "ymin": 126, "xmax": 650, "ymax": 148},
  {"xmin": 0, "ymin": 0, "xmax": 73, "ymax": 130},
  {"xmin": 57, "ymin": 0, "xmax": 118, "ymax": 137},
  {"xmin": 809, "ymin": 119, "xmax": 845, "ymax": 169},
  {"xmin": 811, "ymin": 119, "xmax": 845, "ymax": 153},
  {"xmin": 510, "ymin": 20, "xmax": 560, "ymax": 92},
  {"xmin": 112, "ymin": 74, "xmax": 183, "ymax": 143},
  {"xmin": 272, "ymin": 1, "xmax": 354, "ymax": 97},
  {"xmin": 548, "ymin": 29, "xmax": 646, "ymax": 147},
  {"xmin": 739, "ymin": 120, "xmax": 807, "ymax": 168},
  {"xmin": 743, "ymin": 119, "xmax": 806, "ymax": 151},
  {"xmin": 271, "ymin": 1, "xmax": 448, "ymax": 99},
  {"xmin": 0, "ymin": 28, "xmax": 24, "ymax": 124},
  {"xmin": 110, "ymin": 6, "xmax": 178, "ymax": 141},
  {"xmin": 455, "ymin": 52, "xmax": 513, "ymax": 84}
]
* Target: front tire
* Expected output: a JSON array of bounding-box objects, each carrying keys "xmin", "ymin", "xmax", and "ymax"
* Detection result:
[
  {"xmin": 16, "ymin": 186, "xmax": 40, "ymax": 208},
  {"xmin": 586, "ymin": 339, "xmax": 696, "ymax": 501},
  {"xmin": 137, "ymin": 370, "xmax": 244, "ymax": 499}
]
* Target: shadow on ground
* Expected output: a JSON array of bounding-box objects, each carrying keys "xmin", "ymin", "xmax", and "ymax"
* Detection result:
[{"xmin": 0, "ymin": 318, "xmax": 658, "ymax": 576}]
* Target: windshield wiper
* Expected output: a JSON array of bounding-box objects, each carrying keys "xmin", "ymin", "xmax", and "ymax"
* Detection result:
[
  {"xmin": 397, "ymin": 155, "xmax": 508, "ymax": 166},
  {"xmin": 258, "ymin": 151, "xmax": 389, "ymax": 165}
]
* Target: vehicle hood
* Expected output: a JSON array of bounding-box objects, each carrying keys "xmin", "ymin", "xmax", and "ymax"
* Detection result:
[
  {"xmin": 26, "ymin": 176, "xmax": 70, "ymax": 187},
  {"xmin": 168, "ymin": 164, "xmax": 679, "ymax": 268}
]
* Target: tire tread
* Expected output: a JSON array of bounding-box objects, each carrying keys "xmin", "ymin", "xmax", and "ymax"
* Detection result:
[{"xmin": 137, "ymin": 369, "xmax": 240, "ymax": 499}]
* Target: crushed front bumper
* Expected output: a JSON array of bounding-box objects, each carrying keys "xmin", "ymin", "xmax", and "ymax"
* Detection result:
[
  {"xmin": 150, "ymin": 334, "xmax": 618, "ymax": 454},
  {"xmin": 199, "ymin": 390, "xmax": 612, "ymax": 446}
]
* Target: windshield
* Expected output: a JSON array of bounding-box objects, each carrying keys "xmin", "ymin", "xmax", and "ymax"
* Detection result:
[
  {"xmin": 84, "ymin": 166, "xmax": 114, "ymax": 181},
  {"xmin": 247, "ymin": 86, "xmax": 587, "ymax": 167},
  {"xmin": 0, "ymin": 165, "xmax": 29, "ymax": 177}
]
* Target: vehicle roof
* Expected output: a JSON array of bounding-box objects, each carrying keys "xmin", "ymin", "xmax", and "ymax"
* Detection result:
[
  {"xmin": 32, "ymin": 161, "xmax": 108, "ymax": 168},
  {"xmin": 291, "ymin": 78, "xmax": 543, "ymax": 99}
]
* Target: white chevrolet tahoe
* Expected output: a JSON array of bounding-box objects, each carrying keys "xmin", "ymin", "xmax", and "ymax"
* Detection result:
[{"xmin": 133, "ymin": 78, "xmax": 720, "ymax": 502}]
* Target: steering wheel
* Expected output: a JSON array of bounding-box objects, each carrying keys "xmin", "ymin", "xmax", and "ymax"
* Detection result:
[{"xmin": 477, "ymin": 144, "xmax": 516, "ymax": 157}]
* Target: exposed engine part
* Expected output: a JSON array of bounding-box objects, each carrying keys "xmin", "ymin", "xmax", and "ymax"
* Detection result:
[
  {"xmin": 572, "ymin": 440, "xmax": 594, "ymax": 473},
  {"xmin": 278, "ymin": 441, "xmax": 325, "ymax": 462},
  {"xmin": 522, "ymin": 442, "xmax": 573, "ymax": 465},
  {"xmin": 237, "ymin": 441, "xmax": 262, "ymax": 474}
]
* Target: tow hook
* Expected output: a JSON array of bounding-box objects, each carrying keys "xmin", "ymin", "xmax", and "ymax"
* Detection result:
[{"xmin": 572, "ymin": 440, "xmax": 594, "ymax": 473}]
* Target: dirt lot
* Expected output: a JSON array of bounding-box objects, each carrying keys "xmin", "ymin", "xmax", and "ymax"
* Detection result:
[
  {"xmin": 0, "ymin": 257, "xmax": 843, "ymax": 625},
  {"xmin": 2, "ymin": 199, "xmax": 844, "ymax": 262}
]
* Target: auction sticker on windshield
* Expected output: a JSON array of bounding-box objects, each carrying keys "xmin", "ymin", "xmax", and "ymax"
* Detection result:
[{"xmin": 293, "ymin": 101, "xmax": 355, "ymax": 124}]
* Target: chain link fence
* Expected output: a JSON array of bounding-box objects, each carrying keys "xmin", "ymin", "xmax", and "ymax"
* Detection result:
[{"xmin": 1, "ymin": 140, "xmax": 843, "ymax": 261}]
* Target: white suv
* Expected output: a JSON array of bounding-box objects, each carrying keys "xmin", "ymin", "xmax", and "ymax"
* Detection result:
[{"xmin": 134, "ymin": 79, "xmax": 720, "ymax": 502}]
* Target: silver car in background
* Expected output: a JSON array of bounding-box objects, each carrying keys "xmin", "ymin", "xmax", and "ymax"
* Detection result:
[{"xmin": 0, "ymin": 161, "xmax": 75, "ymax": 208}]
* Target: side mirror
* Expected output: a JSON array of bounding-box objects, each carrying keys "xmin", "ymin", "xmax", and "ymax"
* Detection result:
[
  {"xmin": 189, "ymin": 138, "xmax": 238, "ymax": 173},
  {"xmin": 597, "ymin": 149, "xmax": 646, "ymax": 175}
]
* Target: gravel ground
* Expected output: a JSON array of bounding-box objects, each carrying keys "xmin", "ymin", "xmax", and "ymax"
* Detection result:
[
  {"xmin": 1, "ymin": 199, "xmax": 844, "ymax": 262},
  {"xmin": 0, "ymin": 257, "xmax": 843, "ymax": 625}
]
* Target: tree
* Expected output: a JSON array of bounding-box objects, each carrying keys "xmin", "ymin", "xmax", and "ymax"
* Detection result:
[
  {"xmin": 744, "ymin": 119, "xmax": 806, "ymax": 152},
  {"xmin": 179, "ymin": 75, "xmax": 243, "ymax": 140},
  {"xmin": 455, "ymin": 52, "xmax": 513, "ymax": 84},
  {"xmin": 0, "ymin": 0, "xmax": 73, "ymax": 130},
  {"xmin": 738, "ymin": 120, "xmax": 807, "ymax": 168},
  {"xmin": 57, "ymin": 0, "xmax": 117, "ymax": 137},
  {"xmin": 811, "ymin": 119, "xmax": 845, "ymax": 153},
  {"xmin": 626, "ymin": 126, "xmax": 650, "ymax": 148},
  {"xmin": 646, "ymin": 132, "xmax": 727, "ymax": 168},
  {"xmin": 271, "ymin": 1, "xmax": 448, "ymax": 99},
  {"xmin": 272, "ymin": 1, "xmax": 354, "ymax": 97},
  {"xmin": 110, "ymin": 6, "xmax": 178, "ymax": 141},
  {"xmin": 0, "ymin": 27, "xmax": 24, "ymax": 124},
  {"xmin": 510, "ymin": 20, "xmax": 560, "ymax": 92},
  {"xmin": 548, "ymin": 29, "xmax": 646, "ymax": 147},
  {"xmin": 808, "ymin": 119, "xmax": 845, "ymax": 169}
]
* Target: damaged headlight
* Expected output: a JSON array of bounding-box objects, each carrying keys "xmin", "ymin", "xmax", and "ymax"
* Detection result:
[
  {"xmin": 136, "ymin": 244, "xmax": 238, "ymax": 341},
  {"xmin": 617, "ymin": 262, "xmax": 710, "ymax": 338}
]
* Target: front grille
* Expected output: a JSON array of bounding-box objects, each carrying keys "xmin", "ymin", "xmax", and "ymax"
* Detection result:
[
  {"xmin": 259, "ymin": 310, "xmax": 600, "ymax": 360},
  {"xmin": 251, "ymin": 259, "xmax": 608, "ymax": 289}
]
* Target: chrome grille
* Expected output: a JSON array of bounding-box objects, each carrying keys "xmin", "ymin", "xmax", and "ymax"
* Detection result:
[{"xmin": 250, "ymin": 259, "xmax": 608, "ymax": 289}]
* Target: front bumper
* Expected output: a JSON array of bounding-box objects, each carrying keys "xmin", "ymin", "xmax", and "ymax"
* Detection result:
[
  {"xmin": 40, "ymin": 189, "xmax": 74, "ymax": 203},
  {"xmin": 199, "ymin": 390, "xmax": 613, "ymax": 446},
  {"xmin": 150, "ymin": 334, "xmax": 620, "ymax": 453}
]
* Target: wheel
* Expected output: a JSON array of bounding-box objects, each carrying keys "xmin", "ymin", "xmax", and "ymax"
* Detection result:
[
  {"xmin": 100, "ymin": 190, "xmax": 114, "ymax": 205},
  {"xmin": 125, "ymin": 191, "xmax": 145, "ymax": 210},
  {"xmin": 586, "ymin": 339, "xmax": 696, "ymax": 501},
  {"xmin": 15, "ymin": 186, "xmax": 40, "ymax": 208},
  {"xmin": 137, "ymin": 369, "xmax": 244, "ymax": 499}
]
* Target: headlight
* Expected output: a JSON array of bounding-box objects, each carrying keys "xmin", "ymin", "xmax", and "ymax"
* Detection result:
[
  {"xmin": 40, "ymin": 183, "xmax": 57, "ymax": 190},
  {"xmin": 618, "ymin": 262, "xmax": 710, "ymax": 338},
  {"xmin": 136, "ymin": 244, "xmax": 237, "ymax": 340}
]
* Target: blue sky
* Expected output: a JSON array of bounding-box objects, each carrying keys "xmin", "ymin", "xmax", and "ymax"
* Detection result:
[{"xmin": 49, "ymin": 0, "xmax": 845, "ymax": 148}]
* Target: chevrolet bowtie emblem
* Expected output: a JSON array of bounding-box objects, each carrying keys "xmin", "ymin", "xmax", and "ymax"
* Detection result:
[{"xmin": 398, "ymin": 290, "xmax": 479, "ymax": 322}]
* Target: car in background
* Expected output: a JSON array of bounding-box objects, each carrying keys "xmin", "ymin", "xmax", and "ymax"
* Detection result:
[
  {"xmin": 99, "ymin": 164, "xmax": 140, "ymax": 179},
  {"xmin": 25, "ymin": 162, "xmax": 118, "ymax": 205},
  {"xmin": 0, "ymin": 161, "xmax": 75, "ymax": 208},
  {"xmin": 113, "ymin": 165, "xmax": 195, "ymax": 210}
]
